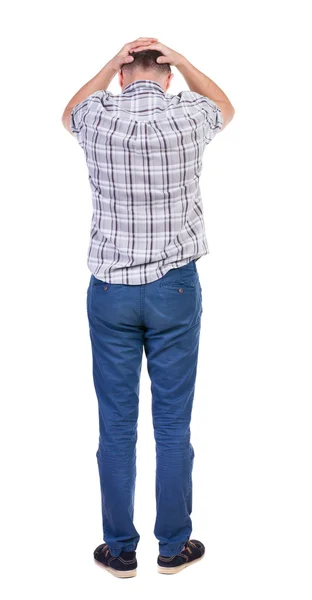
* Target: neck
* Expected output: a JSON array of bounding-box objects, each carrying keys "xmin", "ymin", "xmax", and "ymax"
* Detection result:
[{"xmin": 122, "ymin": 76, "xmax": 165, "ymax": 92}]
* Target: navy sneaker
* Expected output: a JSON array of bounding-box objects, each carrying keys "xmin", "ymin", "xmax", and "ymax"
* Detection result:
[
  {"xmin": 94, "ymin": 543, "xmax": 137, "ymax": 578},
  {"xmin": 157, "ymin": 539, "xmax": 205, "ymax": 574}
]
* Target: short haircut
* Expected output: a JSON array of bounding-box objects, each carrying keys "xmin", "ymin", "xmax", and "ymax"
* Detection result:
[{"xmin": 120, "ymin": 49, "xmax": 171, "ymax": 75}]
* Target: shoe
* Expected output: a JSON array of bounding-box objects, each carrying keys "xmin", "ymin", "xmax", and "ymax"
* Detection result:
[
  {"xmin": 157, "ymin": 539, "xmax": 205, "ymax": 574},
  {"xmin": 93, "ymin": 543, "xmax": 137, "ymax": 578}
]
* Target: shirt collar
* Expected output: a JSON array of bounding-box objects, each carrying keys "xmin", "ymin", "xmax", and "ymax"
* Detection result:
[{"xmin": 122, "ymin": 79, "xmax": 165, "ymax": 94}]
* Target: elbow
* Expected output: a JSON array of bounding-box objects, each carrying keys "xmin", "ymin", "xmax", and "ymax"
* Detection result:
[
  {"xmin": 220, "ymin": 102, "xmax": 235, "ymax": 131},
  {"xmin": 228, "ymin": 102, "xmax": 235, "ymax": 119},
  {"xmin": 61, "ymin": 110, "xmax": 67, "ymax": 126},
  {"xmin": 61, "ymin": 106, "xmax": 74, "ymax": 134},
  {"xmin": 226, "ymin": 103, "xmax": 235, "ymax": 126}
]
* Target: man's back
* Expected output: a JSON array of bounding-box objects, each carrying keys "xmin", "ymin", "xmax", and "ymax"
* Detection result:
[{"xmin": 71, "ymin": 79, "xmax": 223, "ymax": 284}]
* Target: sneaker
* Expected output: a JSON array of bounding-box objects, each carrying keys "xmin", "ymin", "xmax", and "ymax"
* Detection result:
[
  {"xmin": 157, "ymin": 539, "xmax": 205, "ymax": 574},
  {"xmin": 93, "ymin": 543, "xmax": 137, "ymax": 578}
]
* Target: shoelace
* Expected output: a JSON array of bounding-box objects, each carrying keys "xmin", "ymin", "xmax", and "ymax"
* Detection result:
[{"xmin": 183, "ymin": 540, "xmax": 196, "ymax": 554}]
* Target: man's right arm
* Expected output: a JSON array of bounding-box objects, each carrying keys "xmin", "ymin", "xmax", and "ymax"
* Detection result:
[{"xmin": 176, "ymin": 57, "xmax": 235, "ymax": 130}]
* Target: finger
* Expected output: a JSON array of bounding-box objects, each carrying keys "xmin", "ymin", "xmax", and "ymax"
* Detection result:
[
  {"xmin": 128, "ymin": 42, "xmax": 157, "ymax": 51},
  {"xmin": 135, "ymin": 42, "xmax": 161, "ymax": 50},
  {"xmin": 126, "ymin": 38, "xmax": 157, "ymax": 48},
  {"xmin": 136, "ymin": 37, "xmax": 158, "ymax": 41},
  {"xmin": 130, "ymin": 43, "xmax": 160, "ymax": 52},
  {"xmin": 156, "ymin": 56, "xmax": 170, "ymax": 63}
]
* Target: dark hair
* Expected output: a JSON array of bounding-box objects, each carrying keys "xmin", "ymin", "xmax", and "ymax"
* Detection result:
[{"xmin": 120, "ymin": 49, "xmax": 171, "ymax": 74}]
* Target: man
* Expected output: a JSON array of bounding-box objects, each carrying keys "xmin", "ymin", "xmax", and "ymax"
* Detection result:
[{"xmin": 62, "ymin": 37, "xmax": 235, "ymax": 578}]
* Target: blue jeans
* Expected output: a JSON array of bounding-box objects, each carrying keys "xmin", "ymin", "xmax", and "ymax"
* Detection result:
[{"xmin": 86, "ymin": 259, "xmax": 202, "ymax": 557}]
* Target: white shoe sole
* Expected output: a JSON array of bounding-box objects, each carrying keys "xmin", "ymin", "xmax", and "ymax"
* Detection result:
[
  {"xmin": 94, "ymin": 558, "xmax": 137, "ymax": 578},
  {"xmin": 157, "ymin": 554, "xmax": 205, "ymax": 574}
]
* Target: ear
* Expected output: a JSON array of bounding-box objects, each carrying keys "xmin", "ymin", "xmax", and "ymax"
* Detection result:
[{"xmin": 166, "ymin": 72, "xmax": 174, "ymax": 91}]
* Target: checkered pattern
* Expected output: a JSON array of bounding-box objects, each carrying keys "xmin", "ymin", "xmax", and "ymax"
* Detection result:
[{"xmin": 70, "ymin": 79, "xmax": 223, "ymax": 284}]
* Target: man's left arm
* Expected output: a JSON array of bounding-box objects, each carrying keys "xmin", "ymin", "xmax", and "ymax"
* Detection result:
[{"xmin": 61, "ymin": 37, "xmax": 158, "ymax": 136}]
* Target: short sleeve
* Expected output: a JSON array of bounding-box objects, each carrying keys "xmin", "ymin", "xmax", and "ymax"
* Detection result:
[
  {"xmin": 197, "ymin": 95, "xmax": 224, "ymax": 144},
  {"xmin": 70, "ymin": 90, "xmax": 110, "ymax": 148},
  {"xmin": 70, "ymin": 97, "xmax": 92, "ymax": 148}
]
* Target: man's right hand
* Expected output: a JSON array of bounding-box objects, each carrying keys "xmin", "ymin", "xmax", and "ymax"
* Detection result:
[{"xmin": 131, "ymin": 41, "xmax": 185, "ymax": 67}]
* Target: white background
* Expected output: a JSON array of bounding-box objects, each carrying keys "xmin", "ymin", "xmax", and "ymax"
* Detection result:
[{"xmin": 1, "ymin": 0, "xmax": 311, "ymax": 597}]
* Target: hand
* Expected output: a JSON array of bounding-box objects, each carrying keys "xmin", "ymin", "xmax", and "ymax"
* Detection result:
[
  {"xmin": 129, "ymin": 41, "xmax": 184, "ymax": 67},
  {"xmin": 110, "ymin": 37, "xmax": 159, "ymax": 71}
]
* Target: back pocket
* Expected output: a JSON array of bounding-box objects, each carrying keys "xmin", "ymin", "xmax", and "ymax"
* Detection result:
[{"xmin": 159, "ymin": 271, "xmax": 198, "ymax": 290}]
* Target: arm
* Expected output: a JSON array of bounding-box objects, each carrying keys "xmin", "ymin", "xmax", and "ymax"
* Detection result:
[
  {"xmin": 176, "ymin": 58, "xmax": 235, "ymax": 129},
  {"xmin": 61, "ymin": 61, "xmax": 117, "ymax": 134},
  {"xmin": 61, "ymin": 37, "xmax": 158, "ymax": 135},
  {"xmin": 133, "ymin": 41, "xmax": 235, "ymax": 130}
]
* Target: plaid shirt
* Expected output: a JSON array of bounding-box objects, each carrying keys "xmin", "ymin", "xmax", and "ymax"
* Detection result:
[{"xmin": 70, "ymin": 79, "xmax": 223, "ymax": 284}]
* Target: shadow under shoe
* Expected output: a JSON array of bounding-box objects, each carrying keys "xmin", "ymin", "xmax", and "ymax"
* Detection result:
[
  {"xmin": 94, "ymin": 543, "xmax": 137, "ymax": 578},
  {"xmin": 157, "ymin": 539, "xmax": 205, "ymax": 574}
]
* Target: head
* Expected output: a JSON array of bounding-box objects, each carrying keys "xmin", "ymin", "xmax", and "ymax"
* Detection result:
[{"xmin": 118, "ymin": 49, "xmax": 174, "ymax": 92}]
